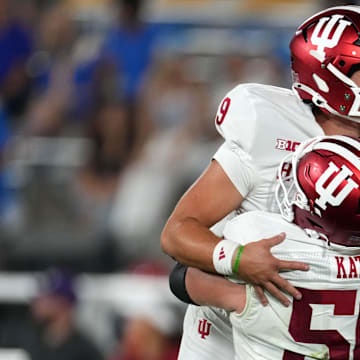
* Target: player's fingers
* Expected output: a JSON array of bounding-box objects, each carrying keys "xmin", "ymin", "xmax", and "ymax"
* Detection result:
[
  {"xmin": 263, "ymin": 232, "xmax": 286, "ymax": 248},
  {"xmin": 254, "ymin": 285, "xmax": 268, "ymax": 307},
  {"xmin": 272, "ymin": 274, "xmax": 302, "ymax": 300},
  {"xmin": 264, "ymin": 282, "xmax": 290, "ymax": 307},
  {"xmin": 277, "ymin": 259, "xmax": 309, "ymax": 271}
]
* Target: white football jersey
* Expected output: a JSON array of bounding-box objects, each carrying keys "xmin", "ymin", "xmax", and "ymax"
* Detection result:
[
  {"xmin": 224, "ymin": 211, "xmax": 360, "ymax": 360},
  {"xmin": 179, "ymin": 84, "xmax": 326, "ymax": 360},
  {"xmin": 213, "ymin": 83, "xmax": 324, "ymax": 216}
]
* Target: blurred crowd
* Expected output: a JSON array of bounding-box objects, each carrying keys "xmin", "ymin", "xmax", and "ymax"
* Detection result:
[
  {"xmin": 0, "ymin": 0, "xmax": 295, "ymax": 272},
  {"xmin": 0, "ymin": 0, "xmax": 354, "ymax": 359}
]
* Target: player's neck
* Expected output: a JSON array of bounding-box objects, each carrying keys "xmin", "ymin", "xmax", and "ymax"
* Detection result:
[{"xmin": 314, "ymin": 110, "xmax": 360, "ymax": 138}]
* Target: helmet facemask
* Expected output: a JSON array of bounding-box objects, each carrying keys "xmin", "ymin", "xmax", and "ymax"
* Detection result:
[{"xmin": 276, "ymin": 137, "xmax": 321, "ymax": 223}]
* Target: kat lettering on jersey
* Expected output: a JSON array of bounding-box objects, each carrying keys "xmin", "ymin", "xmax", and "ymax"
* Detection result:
[
  {"xmin": 333, "ymin": 255, "xmax": 360, "ymax": 279},
  {"xmin": 223, "ymin": 211, "xmax": 360, "ymax": 360}
]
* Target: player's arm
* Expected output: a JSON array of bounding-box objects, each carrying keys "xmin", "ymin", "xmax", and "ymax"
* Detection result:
[
  {"xmin": 161, "ymin": 160, "xmax": 306, "ymax": 305},
  {"xmin": 186, "ymin": 267, "xmax": 246, "ymax": 313},
  {"xmin": 169, "ymin": 262, "xmax": 246, "ymax": 313},
  {"xmin": 162, "ymin": 85, "xmax": 308, "ymax": 305},
  {"xmin": 161, "ymin": 159, "xmax": 241, "ymax": 272}
]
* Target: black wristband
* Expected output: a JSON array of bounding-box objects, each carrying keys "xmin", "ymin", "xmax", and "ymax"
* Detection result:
[{"xmin": 169, "ymin": 262, "xmax": 198, "ymax": 306}]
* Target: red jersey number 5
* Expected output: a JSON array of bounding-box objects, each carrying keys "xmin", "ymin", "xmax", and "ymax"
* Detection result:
[
  {"xmin": 283, "ymin": 288, "xmax": 360, "ymax": 359},
  {"xmin": 216, "ymin": 97, "xmax": 231, "ymax": 125}
]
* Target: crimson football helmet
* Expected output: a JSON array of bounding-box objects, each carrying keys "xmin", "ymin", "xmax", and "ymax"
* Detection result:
[
  {"xmin": 290, "ymin": 6, "xmax": 360, "ymax": 122},
  {"xmin": 276, "ymin": 136, "xmax": 360, "ymax": 247}
]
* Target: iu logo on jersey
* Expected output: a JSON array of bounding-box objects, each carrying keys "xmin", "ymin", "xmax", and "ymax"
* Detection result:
[
  {"xmin": 198, "ymin": 319, "xmax": 211, "ymax": 339},
  {"xmin": 310, "ymin": 14, "xmax": 351, "ymax": 62},
  {"xmin": 315, "ymin": 161, "xmax": 359, "ymax": 210}
]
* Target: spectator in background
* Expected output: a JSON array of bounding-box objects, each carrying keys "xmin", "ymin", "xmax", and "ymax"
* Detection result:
[
  {"xmin": 0, "ymin": 102, "xmax": 23, "ymax": 239},
  {"xmin": 69, "ymin": 100, "xmax": 137, "ymax": 271},
  {"xmin": 0, "ymin": 0, "xmax": 33, "ymax": 119},
  {"xmin": 109, "ymin": 318, "xmax": 178, "ymax": 360},
  {"xmin": 26, "ymin": 3, "xmax": 75, "ymax": 135},
  {"xmin": 79, "ymin": 101, "xmax": 134, "ymax": 198},
  {"xmin": 108, "ymin": 55, "xmax": 218, "ymax": 264},
  {"xmin": 141, "ymin": 55, "xmax": 199, "ymax": 132},
  {"xmin": 101, "ymin": 0, "xmax": 158, "ymax": 104},
  {"xmin": 3, "ymin": 269, "xmax": 104, "ymax": 360},
  {"xmin": 108, "ymin": 262, "xmax": 180, "ymax": 360},
  {"xmin": 27, "ymin": 2, "xmax": 103, "ymax": 135}
]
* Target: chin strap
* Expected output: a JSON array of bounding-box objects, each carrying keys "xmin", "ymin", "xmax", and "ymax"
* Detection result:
[{"xmin": 292, "ymin": 79, "xmax": 360, "ymax": 124}]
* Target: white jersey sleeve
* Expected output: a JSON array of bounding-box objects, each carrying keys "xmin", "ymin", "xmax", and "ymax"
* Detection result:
[
  {"xmin": 212, "ymin": 83, "xmax": 324, "ymax": 213},
  {"xmin": 213, "ymin": 85, "xmax": 259, "ymax": 198}
]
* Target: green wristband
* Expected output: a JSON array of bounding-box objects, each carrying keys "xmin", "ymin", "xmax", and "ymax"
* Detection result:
[{"xmin": 232, "ymin": 245, "xmax": 245, "ymax": 274}]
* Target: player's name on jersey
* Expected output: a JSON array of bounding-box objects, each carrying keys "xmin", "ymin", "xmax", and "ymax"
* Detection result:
[{"xmin": 335, "ymin": 256, "xmax": 360, "ymax": 279}]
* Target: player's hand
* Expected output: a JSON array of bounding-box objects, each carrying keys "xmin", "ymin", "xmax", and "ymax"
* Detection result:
[{"xmin": 234, "ymin": 233, "xmax": 309, "ymax": 307}]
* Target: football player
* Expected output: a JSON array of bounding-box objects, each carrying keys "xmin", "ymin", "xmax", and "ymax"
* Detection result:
[
  {"xmin": 161, "ymin": 5, "xmax": 360, "ymax": 360},
  {"xmin": 184, "ymin": 135, "xmax": 360, "ymax": 359}
]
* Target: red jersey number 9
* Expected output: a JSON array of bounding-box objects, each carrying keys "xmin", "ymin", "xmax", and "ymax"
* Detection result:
[{"xmin": 216, "ymin": 97, "xmax": 231, "ymax": 125}]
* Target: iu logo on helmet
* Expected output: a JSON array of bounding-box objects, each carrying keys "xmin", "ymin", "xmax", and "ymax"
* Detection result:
[
  {"xmin": 198, "ymin": 319, "xmax": 211, "ymax": 339},
  {"xmin": 315, "ymin": 161, "xmax": 359, "ymax": 211},
  {"xmin": 310, "ymin": 14, "xmax": 351, "ymax": 62}
]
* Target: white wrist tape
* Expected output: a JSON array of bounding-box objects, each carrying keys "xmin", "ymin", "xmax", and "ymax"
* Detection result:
[{"xmin": 212, "ymin": 239, "xmax": 239, "ymax": 275}]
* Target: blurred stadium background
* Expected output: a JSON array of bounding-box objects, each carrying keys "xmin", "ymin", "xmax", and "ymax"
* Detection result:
[{"xmin": 0, "ymin": 0, "xmax": 352, "ymax": 359}]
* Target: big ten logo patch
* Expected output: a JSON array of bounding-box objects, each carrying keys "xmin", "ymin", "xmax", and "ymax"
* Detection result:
[
  {"xmin": 275, "ymin": 139, "xmax": 301, "ymax": 152},
  {"xmin": 198, "ymin": 319, "xmax": 212, "ymax": 339}
]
